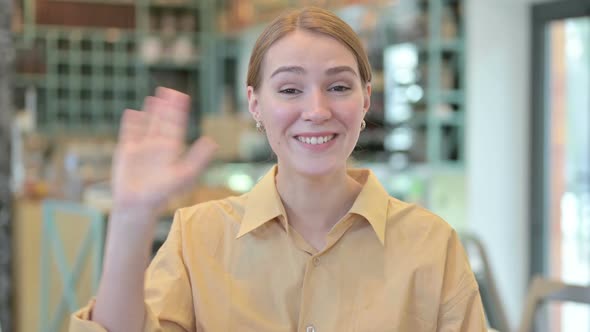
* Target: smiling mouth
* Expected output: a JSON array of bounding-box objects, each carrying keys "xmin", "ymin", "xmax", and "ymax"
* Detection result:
[{"xmin": 295, "ymin": 134, "xmax": 336, "ymax": 145}]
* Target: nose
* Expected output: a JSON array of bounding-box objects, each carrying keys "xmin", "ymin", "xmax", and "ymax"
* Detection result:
[{"xmin": 301, "ymin": 89, "xmax": 332, "ymax": 123}]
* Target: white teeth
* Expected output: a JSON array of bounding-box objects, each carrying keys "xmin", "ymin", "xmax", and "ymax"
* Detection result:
[{"xmin": 297, "ymin": 135, "xmax": 335, "ymax": 145}]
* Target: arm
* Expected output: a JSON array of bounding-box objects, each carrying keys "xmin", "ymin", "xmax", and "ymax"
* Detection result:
[
  {"xmin": 69, "ymin": 211, "xmax": 195, "ymax": 332},
  {"xmin": 69, "ymin": 87, "xmax": 216, "ymax": 332},
  {"xmin": 91, "ymin": 209, "xmax": 158, "ymax": 332}
]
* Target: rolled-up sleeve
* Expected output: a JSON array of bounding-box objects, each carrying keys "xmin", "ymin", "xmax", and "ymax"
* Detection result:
[
  {"xmin": 69, "ymin": 210, "xmax": 195, "ymax": 332},
  {"xmin": 69, "ymin": 299, "xmax": 106, "ymax": 332}
]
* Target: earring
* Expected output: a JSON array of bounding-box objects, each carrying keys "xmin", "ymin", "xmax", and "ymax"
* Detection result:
[
  {"xmin": 256, "ymin": 121, "xmax": 265, "ymax": 133},
  {"xmin": 360, "ymin": 119, "xmax": 366, "ymax": 131}
]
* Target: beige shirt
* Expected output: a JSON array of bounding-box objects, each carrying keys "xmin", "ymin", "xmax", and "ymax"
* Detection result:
[{"xmin": 70, "ymin": 166, "xmax": 487, "ymax": 331}]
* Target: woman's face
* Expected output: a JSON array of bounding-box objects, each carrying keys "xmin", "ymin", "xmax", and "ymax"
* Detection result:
[{"xmin": 247, "ymin": 30, "xmax": 371, "ymax": 177}]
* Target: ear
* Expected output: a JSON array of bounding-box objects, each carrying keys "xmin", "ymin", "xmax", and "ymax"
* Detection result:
[
  {"xmin": 363, "ymin": 83, "xmax": 372, "ymax": 115},
  {"xmin": 247, "ymin": 86, "xmax": 261, "ymax": 121}
]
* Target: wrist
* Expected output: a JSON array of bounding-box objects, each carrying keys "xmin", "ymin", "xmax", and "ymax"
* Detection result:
[
  {"xmin": 105, "ymin": 208, "xmax": 158, "ymax": 255},
  {"xmin": 109, "ymin": 200, "xmax": 160, "ymax": 223}
]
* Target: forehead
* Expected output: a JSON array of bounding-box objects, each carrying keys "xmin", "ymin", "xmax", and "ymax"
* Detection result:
[{"xmin": 262, "ymin": 30, "xmax": 358, "ymax": 75}]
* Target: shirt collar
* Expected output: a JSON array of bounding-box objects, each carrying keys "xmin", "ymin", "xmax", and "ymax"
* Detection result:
[
  {"xmin": 236, "ymin": 166, "xmax": 391, "ymax": 245},
  {"xmin": 236, "ymin": 165, "xmax": 286, "ymax": 238},
  {"xmin": 347, "ymin": 169, "xmax": 390, "ymax": 245}
]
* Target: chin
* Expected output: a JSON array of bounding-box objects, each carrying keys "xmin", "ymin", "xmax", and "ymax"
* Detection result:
[{"xmin": 283, "ymin": 158, "xmax": 346, "ymax": 178}]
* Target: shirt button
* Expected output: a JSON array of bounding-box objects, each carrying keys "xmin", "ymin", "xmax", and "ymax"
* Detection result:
[
  {"xmin": 306, "ymin": 325, "xmax": 316, "ymax": 332},
  {"xmin": 312, "ymin": 257, "xmax": 320, "ymax": 266}
]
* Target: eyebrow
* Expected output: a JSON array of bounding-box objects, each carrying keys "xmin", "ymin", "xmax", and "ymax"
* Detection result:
[
  {"xmin": 269, "ymin": 65, "xmax": 358, "ymax": 78},
  {"xmin": 270, "ymin": 66, "xmax": 305, "ymax": 78},
  {"xmin": 325, "ymin": 65, "xmax": 358, "ymax": 77}
]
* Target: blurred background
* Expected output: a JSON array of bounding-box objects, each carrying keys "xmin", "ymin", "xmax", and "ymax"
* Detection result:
[{"xmin": 0, "ymin": 0, "xmax": 588, "ymax": 331}]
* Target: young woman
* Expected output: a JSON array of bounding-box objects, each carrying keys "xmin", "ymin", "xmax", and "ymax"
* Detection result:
[{"xmin": 70, "ymin": 7, "xmax": 487, "ymax": 332}]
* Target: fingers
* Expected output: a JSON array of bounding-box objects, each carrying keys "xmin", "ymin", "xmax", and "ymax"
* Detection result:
[
  {"xmin": 144, "ymin": 95, "xmax": 189, "ymax": 142},
  {"xmin": 155, "ymin": 87, "xmax": 191, "ymax": 111},
  {"xmin": 172, "ymin": 136, "xmax": 218, "ymax": 191},
  {"xmin": 119, "ymin": 109, "xmax": 149, "ymax": 143},
  {"xmin": 153, "ymin": 87, "xmax": 191, "ymax": 135},
  {"xmin": 120, "ymin": 87, "xmax": 191, "ymax": 144}
]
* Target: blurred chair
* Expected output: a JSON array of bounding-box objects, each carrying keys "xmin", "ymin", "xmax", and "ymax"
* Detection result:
[
  {"xmin": 517, "ymin": 276, "xmax": 590, "ymax": 332},
  {"xmin": 39, "ymin": 200, "xmax": 105, "ymax": 332},
  {"xmin": 460, "ymin": 233, "xmax": 511, "ymax": 332}
]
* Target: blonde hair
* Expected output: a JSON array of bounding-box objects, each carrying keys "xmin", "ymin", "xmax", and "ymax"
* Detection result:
[{"xmin": 247, "ymin": 7, "xmax": 372, "ymax": 91}]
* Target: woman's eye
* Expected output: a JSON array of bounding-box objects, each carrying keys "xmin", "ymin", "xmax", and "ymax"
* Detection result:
[
  {"xmin": 279, "ymin": 88, "xmax": 300, "ymax": 94},
  {"xmin": 329, "ymin": 85, "xmax": 351, "ymax": 92}
]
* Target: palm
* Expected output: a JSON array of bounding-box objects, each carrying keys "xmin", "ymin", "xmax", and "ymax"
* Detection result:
[{"xmin": 112, "ymin": 87, "xmax": 217, "ymax": 211}]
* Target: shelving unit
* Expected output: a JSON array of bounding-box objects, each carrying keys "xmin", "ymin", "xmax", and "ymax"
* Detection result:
[
  {"xmin": 13, "ymin": 0, "xmax": 223, "ymax": 138},
  {"xmin": 12, "ymin": 0, "xmax": 467, "ymax": 217},
  {"xmin": 14, "ymin": 0, "xmax": 465, "ymax": 163},
  {"xmin": 382, "ymin": 0, "xmax": 465, "ymax": 168},
  {"xmin": 135, "ymin": 0, "xmax": 205, "ymax": 138}
]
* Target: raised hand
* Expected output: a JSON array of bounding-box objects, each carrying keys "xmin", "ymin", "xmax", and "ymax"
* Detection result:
[
  {"xmin": 91, "ymin": 88, "xmax": 217, "ymax": 332},
  {"xmin": 111, "ymin": 87, "xmax": 217, "ymax": 215}
]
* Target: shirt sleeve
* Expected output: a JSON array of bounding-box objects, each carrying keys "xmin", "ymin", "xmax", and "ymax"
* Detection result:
[
  {"xmin": 436, "ymin": 230, "xmax": 488, "ymax": 332},
  {"xmin": 69, "ymin": 210, "xmax": 195, "ymax": 332}
]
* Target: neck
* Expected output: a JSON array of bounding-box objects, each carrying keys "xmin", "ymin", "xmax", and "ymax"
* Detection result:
[{"xmin": 275, "ymin": 164, "xmax": 362, "ymax": 234}]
